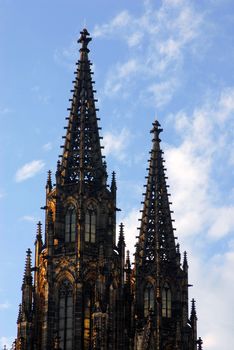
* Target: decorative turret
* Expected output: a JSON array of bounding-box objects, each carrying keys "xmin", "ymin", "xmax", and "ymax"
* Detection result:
[
  {"xmin": 21, "ymin": 249, "xmax": 33, "ymax": 322},
  {"xmin": 17, "ymin": 304, "xmax": 22, "ymax": 324},
  {"xmin": 17, "ymin": 250, "xmax": 33, "ymax": 349},
  {"xmin": 190, "ymin": 298, "xmax": 198, "ymax": 349},
  {"xmin": 34, "ymin": 222, "xmax": 42, "ymax": 289},
  {"xmin": 118, "ymin": 223, "xmax": 126, "ymax": 287},
  {"xmin": 183, "ymin": 250, "xmax": 188, "ymax": 272},
  {"xmin": 59, "ymin": 28, "xmax": 106, "ymax": 190},
  {"xmin": 46, "ymin": 170, "xmax": 52, "ymax": 193},
  {"xmin": 111, "ymin": 171, "xmax": 117, "ymax": 198}
]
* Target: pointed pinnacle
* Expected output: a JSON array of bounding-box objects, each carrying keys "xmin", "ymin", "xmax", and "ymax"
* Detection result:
[
  {"xmin": 183, "ymin": 251, "xmax": 188, "ymax": 269},
  {"xmin": 111, "ymin": 171, "xmax": 117, "ymax": 191},
  {"xmin": 119, "ymin": 222, "xmax": 125, "ymax": 242},
  {"xmin": 126, "ymin": 250, "xmax": 131, "ymax": 269},
  {"xmin": 36, "ymin": 221, "xmax": 42, "ymax": 239},
  {"xmin": 23, "ymin": 249, "xmax": 32, "ymax": 286},
  {"xmin": 191, "ymin": 298, "xmax": 197, "ymax": 320},
  {"xmin": 17, "ymin": 303, "xmax": 22, "ymax": 323},
  {"xmin": 78, "ymin": 28, "xmax": 92, "ymax": 53},
  {"xmin": 46, "ymin": 170, "xmax": 52, "ymax": 191}
]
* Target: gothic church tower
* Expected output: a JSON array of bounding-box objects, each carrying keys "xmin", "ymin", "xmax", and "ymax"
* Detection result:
[{"xmin": 13, "ymin": 29, "xmax": 203, "ymax": 350}]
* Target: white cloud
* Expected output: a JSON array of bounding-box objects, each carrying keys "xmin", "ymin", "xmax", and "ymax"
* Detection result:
[
  {"xmin": 161, "ymin": 87, "xmax": 234, "ymax": 348},
  {"xmin": 20, "ymin": 215, "xmax": 37, "ymax": 223},
  {"xmin": 0, "ymin": 337, "xmax": 14, "ymax": 348},
  {"xmin": 104, "ymin": 59, "xmax": 139, "ymax": 97},
  {"xmin": 0, "ymin": 107, "xmax": 11, "ymax": 115},
  {"xmin": 0, "ymin": 302, "xmax": 10, "ymax": 310},
  {"xmin": 102, "ymin": 128, "xmax": 130, "ymax": 161},
  {"xmin": 42, "ymin": 142, "xmax": 52, "ymax": 151},
  {"xmin": 147, "ymin": 79, "xmax": 178, "ymax": 108},
  {"xmin": 15, "ymin": 160, "xmax": 45, "ymax": 182},
  {"xmin": 95, "ymin": 0, "xmax": 203, "ymax": 106},
  {"xmin": 93, "ymin": 11, "xmax": 131, "ymax": 37},
  {"xmin": 0, "ymin": 191, "xmax": 6, "ymax": 199},
  {"xmin": 119, "ymin": 208, "xmax": 139, "ymax": 257}
]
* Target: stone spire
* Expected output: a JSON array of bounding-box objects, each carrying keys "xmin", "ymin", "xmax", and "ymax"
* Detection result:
[
  {"xmin": 22, "ymin": 249, "xmax": 32, "ymax": 287},
  {"xmin": 136, "ymin": 120, "xmax": 176, "ymax": 266},
  {"xmin": 60, "ymin": 28, "xmax": 106, "ymax": 189}
]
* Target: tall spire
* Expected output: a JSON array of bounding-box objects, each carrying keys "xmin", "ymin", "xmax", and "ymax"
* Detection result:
[
  {"xmin": 60, "ymin": 28, "xmax": 106, "ymax": 188},
  {"xmin": 137, "ymin": 120, "xmax": 176, "ymax": 265}
]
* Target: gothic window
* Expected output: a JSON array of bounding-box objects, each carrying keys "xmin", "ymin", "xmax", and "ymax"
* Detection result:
[
  {"xmin": 65, "ymin": 205, "xmax": 76, "ymax": 243},
  {"xmin": 83, "ymin": 285, "xmax": 94, "ymax": 349},
  {"xmin": 162, "ymin": 282, "xmax": 172, "ymax": 318},
  {"xmin": 85, "ymin": 204, "xmax": 96, "ymax": 243},
  {"xmin": 58, "ymin": 280, "xmax": 73, "ymax": 350},
  {"xmin": 144, "ymin": 283, "xmax": 154, "ymax": 317}
]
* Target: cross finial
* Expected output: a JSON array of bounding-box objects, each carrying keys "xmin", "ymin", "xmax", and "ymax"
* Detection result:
[
  {"xmin": 150, "ymin": 120, "xmax": 163, "ymax": 142},
  {"xmin": 78, "ymin": 28, "xmax": 92, "ymax": 52}
]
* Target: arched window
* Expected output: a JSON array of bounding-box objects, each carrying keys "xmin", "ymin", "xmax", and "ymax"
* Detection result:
[
  {"xmin": 162, "ymin": 282, "xmax": 171, "ymax": 318},
  {"xmin": 65, "ymin": 205, "xmax": 76, "ymax": 243},
  {"xmin": 83, "ymin": 285, "xmax": 94, "ymax": 349},
  {"xmin": 85, "ymin": 204, "xmax": 96, "ymax": 243},
  {"xmin": 144, "ymin": 283, "xmax": 154, "ymax": 317},
  {"xmin": 58, "ymin": 280, "xmax": 73, "ymax": 350}
]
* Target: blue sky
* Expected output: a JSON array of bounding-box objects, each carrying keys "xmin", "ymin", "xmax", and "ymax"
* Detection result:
[{"xmin": 1, "ymin": 0, "xmax": 234, "ymax": 348}]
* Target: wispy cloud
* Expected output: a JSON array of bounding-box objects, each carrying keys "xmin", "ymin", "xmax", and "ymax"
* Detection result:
[
  {"xmin": 31, "ymin": 85, "xmax": 51, "ymax": 104},
  {"xmin": 0, "ymin": 302, "xmax": 10, "ymax": 310},
  {"xmin": 166, "ymin": 86, "xmax": 234, "ymax": 240},
  {"xmin": 42, "ymin": 142, "xmax": 53, "ymax": 151},
  {"xmin": 15, "ymin": 160, "xmax": 45, "ymax": 182},
  {"xmin": 102, "ymin": 128, "xmax": 130, "ymax": 161},
  {"xmin": 0, "ymin": 336, "xmax": 14, "ymax": 348},
  {"xmin": 20, "ymin": 215, "xmax": 37, "ymax": 223},
  {"xmin": 162, "ymin": 86, "xmax": 234, "ymax": 349},
  {"xmin": 94, "ymin": 0, "xmax": 203, "ymax": 107},
  {"xmin": 93, "ymin": 11, "xmax": 131, "ymax": 38},
  {"xmin": 0, "ymin": 107, "xmax": 11, "ymax": 115},
  {"xmin": 54, "ymin": 40, "xmax": 77, "ymax": 70},
  {"xmin": 0, "ymin": 191, "xmax": 6, "ymax": 199}
]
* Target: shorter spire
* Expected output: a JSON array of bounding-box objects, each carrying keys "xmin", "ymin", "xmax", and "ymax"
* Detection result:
[
  {"xmin": 46, "ymin": 170, "xmax": 52, "ymax": 192},
  {"xmin": 119, "ymin": 222, "xmax": 125, "ymax": 243},
  {"xmin": 111, "ymin": 171, "xmax": 117, "ymax": 191},
  {"xmin": 183, "ymin": 251, "xmax": 188, "ymax": 270},
  {"xmin": 22, "ymin": 249, "xmax": 32, "ymax": 286},
  {"xmin": 36, "ymin": 221, "xmax": 42, "ymax": 241},
  {"xmin": 17, "ymin": 304, "xmax": 22, "ymax": 324},
  {"xmin": 126, "ymin": 250, "xmax": 131, "ymax": 269},
  {"xmin": 190, "ymin": 298, "xmax": 197, "ymax": 321}
]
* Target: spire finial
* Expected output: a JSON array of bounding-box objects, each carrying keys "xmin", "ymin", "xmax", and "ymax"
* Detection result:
[
  {"xmin": 78, "ymin": 28, "xmax": 92, "ymax": 53},
  {"xmin": 150, "ymin": 120, "xmax": 163, "ymax": 142}
]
